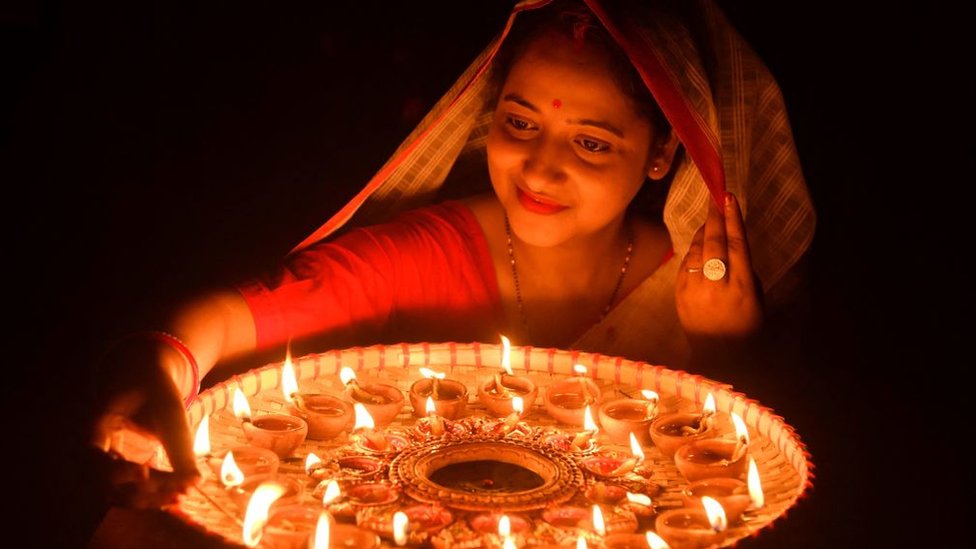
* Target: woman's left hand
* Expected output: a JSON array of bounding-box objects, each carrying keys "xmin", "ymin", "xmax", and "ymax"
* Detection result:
[{"xmin": 675, "ymin": 192, "xmax": 763, "ymax": 341}]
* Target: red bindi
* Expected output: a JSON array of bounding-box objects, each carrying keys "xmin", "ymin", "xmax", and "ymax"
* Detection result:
[{"xmin": 552, "ymin": 99, "xmax": 562, "ymax": 109}]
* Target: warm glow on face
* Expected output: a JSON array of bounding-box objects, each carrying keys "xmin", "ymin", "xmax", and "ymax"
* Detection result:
[
  {"xmin": 233, "ymin": 388, "xmax": 252, "ymax": 420},
  {"xmin": 583, "ymin": 405, "xmax": 597, "ymax": 432},
  {"xmin": 419, "ymin": 367, "xmax": 446, "ymax": 380},
  {"xmin": 312, "ymin": 511, "xmax": 330, "ymax": 549},
  {"xmin": 702, "ymin": 393, "xmax": 716, "ymax": 416},
  {"xmin": 281, "ymin": 356, "xmax": 299, "ymax": 403},
  {"xmin": 629, "ymin": 432, "xmax": 645, "ymax": 463},
  {"xmin": 220, "ymin": 451, "xmax": 244, "ymax": 487},
  {"xmin": 339, "ymin": 366, "xmax": 357, "ymax": 386},
  {"xmin": 242, "ymin": 481, "xmax": 286, "ymax": 547},
  {"xmin": 573, "ymin": 364, "xmax": 587, "ymax": 376},
  {"xmin": 498, "ymin": 515, "xmax": 511, "ymax": 537},
  {"xmin": 731, "ymin": 412, "xmax": 749, "ymax": 445},
  {"xmin": 305, "ymin": 452, "xmax": 322, "ymax": 473},
  {"xmin": 747, "ymin": 456, "xmax": 765, "ymax": 508},
  {"xmin": 193, "ymin": 415, "xmax": 211, "ymax": 457},
  {"xmin": 322, "ymin": 479, "xmax": 341, "ymax": 505},
  {"xmin": 701, "ymin": 496, "xmax": 728, "ymax": 532},
  {"xmin": 425, "ymin": 396, "xmax": 437, "ymax": 416},
  {"xmin": 592, "ymin": 504, "xmax": 606, "ymax": 536},
  {"xmin": 500, "ymin": 334, "xmax": 513, "ymax": 375},
  {"xmin": 640, "ymin": 389, "xmax": 659, "ymax": 403},
  {"xmin": 625, "ymin": 492, "xmax": 651, "ymax": 506},
  {"xmin": 512, "ymin": 396, "xmax": 524, "ymax": 416},
  {"xmin": 393, "ymin": 511, "xmax": 409, "ymax": 546},
  {"xmin": 576, "ymin": 533, "xmax": 587, "ymax": 549},
  {"xmin": 353, "ymin": 403, "xmax": 376, "ymax": 430},
  {"xmin": 645, "ymin": 531, "xmax": 670, "ymax": 549}
]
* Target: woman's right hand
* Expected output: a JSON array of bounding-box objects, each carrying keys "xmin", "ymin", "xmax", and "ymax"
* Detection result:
[{"xmin": 89, "ymin": 335, "xmax": 201, "ymax": 508}]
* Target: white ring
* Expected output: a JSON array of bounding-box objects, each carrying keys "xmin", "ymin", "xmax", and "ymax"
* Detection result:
[{"xmin": 703, "ymin": 258, "xmax": 727, "ymax": 281}]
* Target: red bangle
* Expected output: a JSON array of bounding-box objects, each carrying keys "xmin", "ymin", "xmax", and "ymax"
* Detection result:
[{"xmin": 146, "ymin": 331, "xmax": 200, "ymax": 407}]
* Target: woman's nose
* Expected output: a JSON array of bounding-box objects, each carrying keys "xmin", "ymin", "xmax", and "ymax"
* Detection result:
[{"xmin": 522, "ymin": 137, "xmax": 568, "ymax": 190}]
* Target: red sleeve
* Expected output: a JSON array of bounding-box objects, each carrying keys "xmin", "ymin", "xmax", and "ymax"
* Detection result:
[{"xmin": 236, "ymin": 201, "xmax": 500, "ymax": 350}]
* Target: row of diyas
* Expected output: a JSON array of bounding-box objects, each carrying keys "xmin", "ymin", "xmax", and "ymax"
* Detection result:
[{"xmin": 187, "ymin": 337, "xmax": 767, "ymax": 548}]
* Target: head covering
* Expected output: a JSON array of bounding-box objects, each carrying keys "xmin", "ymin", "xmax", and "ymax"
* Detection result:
[{"xmin": 289, "ymin": 0, "xmax": 815, "ymax": 362}]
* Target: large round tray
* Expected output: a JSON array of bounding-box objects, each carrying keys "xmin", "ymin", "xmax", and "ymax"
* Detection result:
[{"xmin": 173, "ymin": 342, "xmax": 811, "ymax": 547}]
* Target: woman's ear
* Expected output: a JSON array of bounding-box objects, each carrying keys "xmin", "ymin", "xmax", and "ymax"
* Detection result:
[{"xmin": 646, "ymin": 131, "xmax": 681, "ymax": 181}]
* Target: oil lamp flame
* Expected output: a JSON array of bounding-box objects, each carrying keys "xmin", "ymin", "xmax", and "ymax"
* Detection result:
[
  {"xmin": 419, "ymin": 367, "xmax": 446, "ymax": 380},
  {"xmin": 625, "ymin": 492, "xmax": 651, "ymax": 506},
  {"xmin": 512, "ymin": 396, "xmax": 524, "ymax": 416},
  {"xmin": 305, "ymin": 452, "xmax": 322, "ymax": 473},
  {"xmin": 220, "ymin": 450, "xmax": 244, "ymax": 487},
  {"xmin": 193, "ymin": 415, "xmax": 211, "ymax": 457},
  {"xmin": 233, "ymin": 388, "xmax": 252, "ymax": 420},
  {"xmin": 242, "ymin": 481, "xmax": 286, "ymax": 547},
  {"xmin": 576, "ymin": 533, "xmax": 587, "ymax": 549},
  {"xmin": 500, "ymin": 334, "xmax": 513, "ymax": 375},
  {"xmin": 498, "ymin": 515, "xmax": 511, "ymax": 537},
  {"xmin": 425, "ymin": 396, "xmax": 436, "ymax": 415},
  {"xmin": 645, "ymin": 531, "xmax": 670, "ymax": 549},
  {"xmin": 573, "ymin": 364, "xmax": 588, "ymax": 376},
  {"xmin": 353, "ymin": 402, "xmax": 376, "ymax": 430},
  {"xmin": 592, "ymin": 504, "xmax": 606, "ymax": 536},
  {"xmin": 701, "ymin": 496, "xmax": 728, "ymax": 533},
  {"xmin": 702, "ymin": 393, "xmax": 716, "ymax": 416},
  {"xmin": 747, "ymin": 456, "xmax": 765, "ymax": 509},
  {"xmin": 731, "ymin": 412, "xmax": 749, "ymax": 445},
  {"xmin": 393, "ymin": 511, "xmax": 409, "ymax": 546},
  {"xmin": 629, "ymin": 431, "xmax": 645, "ymax": 463},
  {"xmin": 339, "ymin": 366, "xmax": 357, "ymax": 386},
  {"xmin": 502, "ymin": 537, "xmax": 517, "ymax": 549},
  {"xmin": 583, "ymin": 405, "xmax": 597, "ymax": 432},
  {"xmin": 322, "ymin": 479, "xmax": 341, "ymax": 505},
  {"xmin": 281, "ymin": 355, "xmax": 299, "ymax": 403},
  {"xmin": 312, "ymin": 511, "xmax": 330, "ymax": 549},
  {"xmin": 640, "ymin": 389, "xmax": 659, "ymax": 403}
]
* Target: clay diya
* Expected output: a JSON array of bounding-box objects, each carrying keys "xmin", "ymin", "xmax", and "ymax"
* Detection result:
[
  {"xmin": 541, "ymin": 505, "xmax": 590, "ymax": 529},
  {"xmin": 207, "ymin": 446, "xmax": 280, "ymax": 484},
  {"xmin": 599, "ymin": 398, "xmax": 656, "ymax": 445},
  {"xmin": 655, "ymin": 497, "xmax": 729, "ymax": 549},
  {"xmin": 324, "ymin": 524, "xmax": 382, "ymax": 549},
  {"xmin": 468, "ymin": 513, "xmax": 533, "ymax": 535},
  {"xmin": 682, "ymin": 477, "xmax": 751, "ymax": 523},
  {"xmin": 287, "ymin": 393, "xmax": 354, "ymax": 441},
  {"xmin": 543, "ymin": 375, "xmax": 601, "ymax": 427},
  {"xmin": 361, "ymin": 505, "xmax": 454, "ymax": 546},
  {"xmin": 674, "ymin": 438, "xmax": 747, "ymax": 483},
  {"xmin": 339, "ymin": 366, "xmax": 404, "ymax": 428},
  {"xmin": 604, "ymin": 532, "xmax": 671, "ymax": 549},
  {"xmin": 409, "ymin": 368, "xmax": 468, "ymax": 419},
  {"xmin": 261, "ymin": 503, "xmax": 331, "ymax": 549},
  {"xmin": 648, "ymin": 412, "xmax": 716, "ymax": 460},
  {"xmin": 228, "ymin": 474, "xmax": 305, "ymax": 511},
  {"xmin": 242, "ymin": 413, "xmax": 308, "ymax": 458},
  {"xmin": 478, "ymin": 335, "xmax": 538, "ymax": 417}
]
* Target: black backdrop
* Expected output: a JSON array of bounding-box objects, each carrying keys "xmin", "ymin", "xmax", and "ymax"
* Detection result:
[{"xmin": 2, "ymin": 1, "xmax": 962, "ymax": 547}]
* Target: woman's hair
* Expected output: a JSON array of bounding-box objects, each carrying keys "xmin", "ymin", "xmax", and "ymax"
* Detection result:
[{"xmin": 487, "ymin": 0, "xmax": 680, "ymax": 218}]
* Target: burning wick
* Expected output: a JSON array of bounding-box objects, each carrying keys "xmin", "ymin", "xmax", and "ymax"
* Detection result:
[
  {"xmin": 645, "ymin": 531, "xmax": 670, "ymax": 549},
  {"xmin": 220, "ymin": 450, "xmax": 245, "ymax": 488},
  {"xmin": 499, "ymin": 396, "xmax": 524, "ymax": 435},
  {"xmin": 730, "ymin": 412, "xmax": 750, "ymax": 461},
  {"xmin": 571, "ymin": 405, "xmax": 598, "ymax": 450},
  {"xmin": 393, "ymin": 511, "xmax": 409, "ymax": 546},
  {"xmin": 353, "ymin": 403, "xmax": 388, "ymax": 451},
  {"xmin": 494, "ymin": 335, "xmax": 516, "ymax": 397},
  {"xmin": 192, "ymin": 414, "xmax": 214, "ymax": 478},
  {"xmin": 640, "ymin": 390, "xmax": 659, "ymax": 419},
  {"xmin": 747, "ymin": 456, "xmax": 765, "ymax": 510},
  {"xmin": 425, "ymin": 396, "xmax": 445, "ymax": 436},
  {"xmin": 591, "ymin": 505, "xmax": 606, "ymax": 536},
  {"xmin": 680, "ymin": 393, "xmax": 716, "ymax": 435},
  {"xmin": 233, "ymin": 389, "xmax": 252, "ymax": 424},
  {"xmin": 419, "ymin": 367, "xmax": 445, "ymax": 400},
  {"xmin": 608, "ymin": 431, "xmax": 645, "ymax": 476},
  {"xmin": 340, "ymin": 366, "xmax": 386, "ymax": 405},
  {"xmin": 573, "ymin": 364, "xmax": 594, "ymax": 404}
]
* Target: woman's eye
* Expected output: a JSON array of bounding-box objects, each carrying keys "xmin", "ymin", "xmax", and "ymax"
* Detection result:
[
  {"xmin": 576, "ymin": 137, "xmax": 610, "ymax": 153},
  {"xmin": 506, "ymin": 116, "xmax": 535, "ymax": 132}
]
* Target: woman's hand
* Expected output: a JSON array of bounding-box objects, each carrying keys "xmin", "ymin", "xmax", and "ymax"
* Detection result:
[
  {"xmin": 88, "ymin": 336, "xmax": 201, "ymax": 509},
  {"xmin": 676, "ymin": 192, "xmax": 763, "ymax": 342}
]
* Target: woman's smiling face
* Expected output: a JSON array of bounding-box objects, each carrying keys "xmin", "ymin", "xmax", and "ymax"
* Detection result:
[{"xmin": 487, "ymin": 29, "xmax": 668, "ymax": 248}]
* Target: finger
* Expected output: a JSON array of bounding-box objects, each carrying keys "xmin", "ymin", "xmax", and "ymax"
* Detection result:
[
  {"xmin": 702, "ymin": 194, "xmax": 727, "ymax": 267},
  {"xmin": 682, "ymin": 223, "xmax": 706, "ymax": 269},
  {"xmin": 723, "ymin": 192, "xmax": 753, "ymax": 279},
  {"xmin": 147, "ymin": 380, "xmax": 200, "ymax": 478}
]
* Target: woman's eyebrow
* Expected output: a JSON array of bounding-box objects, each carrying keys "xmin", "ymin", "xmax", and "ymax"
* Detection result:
[
  {"xmin": 502, "ymin": 93, "xmax": 539, "ymax": 112},
  {"xmin": 502, "ymin": 93, "xmax": 624, "ymax": 138}
]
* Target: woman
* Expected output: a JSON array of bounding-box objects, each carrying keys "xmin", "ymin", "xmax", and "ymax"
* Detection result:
[{"xmin": 90, "ymin": 0, "xmax": 814, "ymax": 509}]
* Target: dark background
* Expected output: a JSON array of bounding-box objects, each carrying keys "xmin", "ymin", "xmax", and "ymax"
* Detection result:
[{"xmin": 2, "ymin": 0, "xmax": 962, "ymax": 547}]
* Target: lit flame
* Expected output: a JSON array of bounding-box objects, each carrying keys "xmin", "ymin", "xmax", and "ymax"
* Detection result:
[
  {"xmin": 512, "ymin": 396, "xmax": 524, "ymax": 416},
  {"xmin": 220, "ymin": 450, "xmax": 244, "ymax": 487},
  {"xmin": 702, "ymin": 393, "xmax": 716, "ymax": 416},
  {"xmin": 701, "ymin": 496, "xmax": 728, "ymax": 532},
  {"xmin": 576, "ymin": 533, "xmax": 587, "ymax": 549},
  {"xmin": 353, "ymin": 402, "xmax": 375, "ymax": 430},
  {"xmin": 498, "ymin": 515, "xmax": 511, "ymax": 537},
  {"xmin": 193, "ymin": 415, "xmax": 211, "ymax": 457},
  {"xmin": 583, "ymin": 405, "xmax": 597, "ymax": 432},
  {"xmin": 629, "ymin": 432, "xmax": 645, "ymax": 463},
  {"xmin": 419, "ymin": 367, "xmax": 446, "ymax": 380},
  {"xmin": 640, "ymin": 389, "xmax": 659, "ymax": 403},
  {"xmin": 233, "ymin": 388, "xmax": 252, "ymax": 420},
  {"xmin": 731, "ymin": 412, "xmax": 750, "ymax": 445},
  {"xmin": 312, "ymin": 511, "xmax": 330, "ymax": 549},
  {"xmin": 573, "ymin": 364, "xmax": 587, "ymax": 376},
  {"xmin": 281, "ymin": 353, "xmax": 299, "ymax": 403},
  {"xmin": 502, "ymin": 537, "xmax": 517, "ymax": 549},
  {"xmin": 645, "ymin": 531, "xmax": 670, "ymax": 549},
  {"xmin": 747, "ymin": 456, "xmax": 765, "ymax": 509},
  {"xmin": 625, "ymin": 492, "xmax": 651, "ymax": 506},
  {"xmin": 591, "ymin": 504, "xmax": 605, "ymax": 536},
  {"xmin": 425, "ymin": 396, "xmax": 437, "ymax": 416},
  {"xmin": 305, "ymin": 452, "xmax": 322, "ymax": 473},
  {"xmin": 339, "ymin": 366, "xmax": 357, "ymax": 386},
  {"xmin": 242, "ymin": 481, "xmax": 286, "ymax": 547},
  {"xmin": 500, "ymin": 335, "xmax": 513, "ymax": 375},
  {"xmin": 393, "ymin": 511, "xmax": 409, "ymax": 546},
  {"xmin": 322, "ymin": 479, "xmax": 341, "ymax": 505}
]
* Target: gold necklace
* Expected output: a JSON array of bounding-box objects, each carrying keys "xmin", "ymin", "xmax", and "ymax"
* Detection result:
[{"xmin": 504, "ymin": 215, "xmax": 634, "ymax": 339}]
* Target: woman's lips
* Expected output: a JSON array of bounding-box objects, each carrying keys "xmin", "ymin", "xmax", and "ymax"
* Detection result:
[{"xmin": 516, "ymin": 187, "xmax": 568, "ymax": 215}]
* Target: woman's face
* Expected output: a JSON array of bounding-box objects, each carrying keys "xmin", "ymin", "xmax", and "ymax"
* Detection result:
[{"xmin": 487, "ymin": 30, "xmax": 667, "ymax": 248}]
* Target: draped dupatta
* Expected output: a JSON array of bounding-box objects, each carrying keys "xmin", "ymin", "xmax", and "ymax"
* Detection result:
[{"xmin": 289, "ymin": 0, "xmax": 815, "ymax": 364}]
